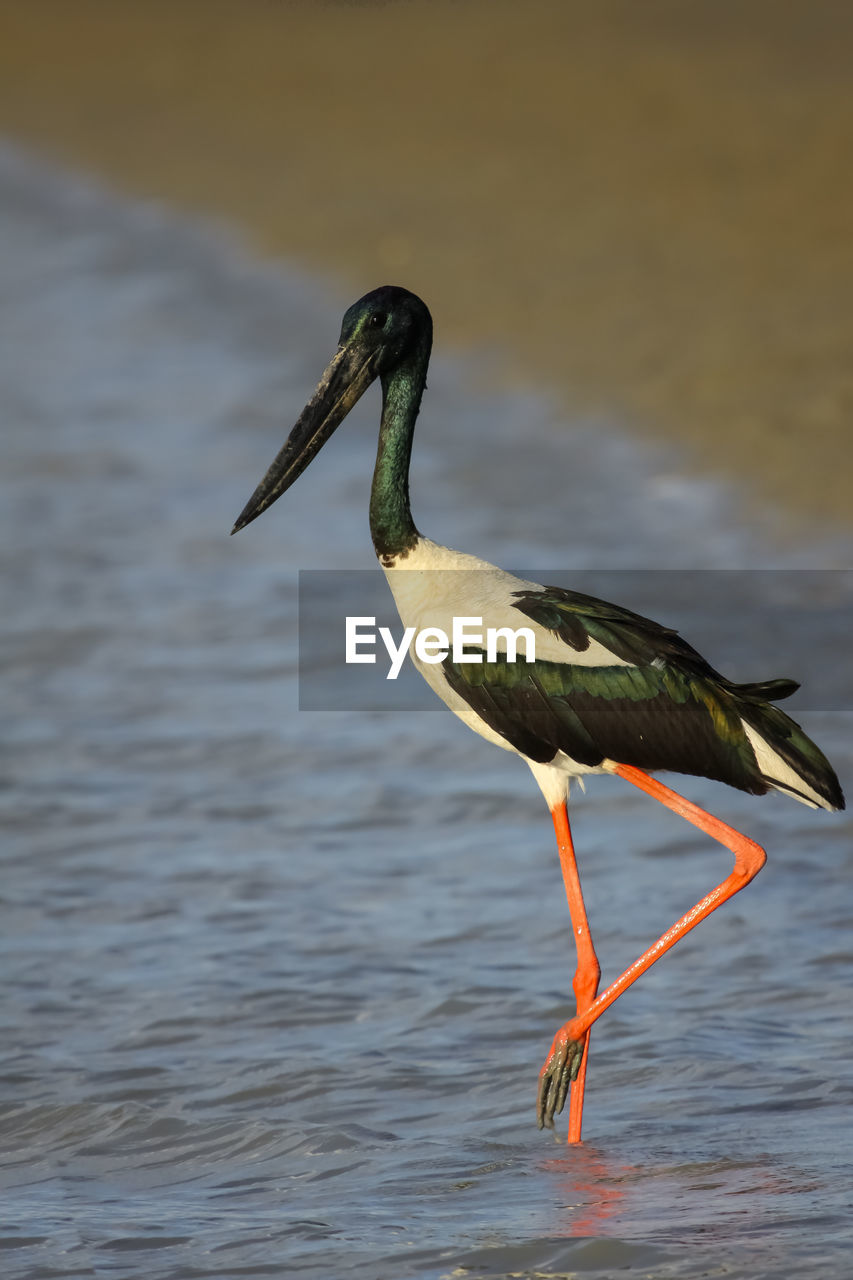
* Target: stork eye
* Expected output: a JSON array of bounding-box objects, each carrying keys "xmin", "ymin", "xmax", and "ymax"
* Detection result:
[{"xmin": 369, "ymin": 310, "xmax": 388, "ymax": 329}]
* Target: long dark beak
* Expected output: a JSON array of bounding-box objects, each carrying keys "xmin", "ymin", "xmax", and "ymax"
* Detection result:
[{"xmin": 231, "ymin": 343, "xmax": 378, "ymax": 534}]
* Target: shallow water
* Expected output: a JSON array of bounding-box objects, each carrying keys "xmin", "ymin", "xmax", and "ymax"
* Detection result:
[{"xmin": 1, "ymin": 145, "xmax": 852, "ymax": 1279}]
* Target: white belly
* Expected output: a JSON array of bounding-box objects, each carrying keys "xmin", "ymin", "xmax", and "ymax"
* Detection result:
[{"xmin": 380, "ymin": 538, "xmax": 618, "ymax": 801}]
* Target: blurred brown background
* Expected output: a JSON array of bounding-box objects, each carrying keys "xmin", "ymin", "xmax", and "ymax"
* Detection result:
[{"xmin": 1, "ymin": 0, "xmax": 851, "ymax": 526}]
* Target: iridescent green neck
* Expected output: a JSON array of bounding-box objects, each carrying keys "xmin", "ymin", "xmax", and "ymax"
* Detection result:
[{"xmin": 369, "ymin": 337, "xmax": 429, "ymax": 561}]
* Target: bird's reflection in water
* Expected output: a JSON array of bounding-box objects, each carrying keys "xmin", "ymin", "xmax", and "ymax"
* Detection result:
[
  {"xmin": 539, "ymin": 1142, "xmax": 817, "ymax": 1245},
  {"xmin": 539, "ymin": 1145, "xmax": 630, "ymax": 1236}
]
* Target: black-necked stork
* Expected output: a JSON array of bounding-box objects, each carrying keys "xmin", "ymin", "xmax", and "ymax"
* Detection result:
[{"xmin": 232, "ymin": 286, "xmax": 844, "ymax": 1143}]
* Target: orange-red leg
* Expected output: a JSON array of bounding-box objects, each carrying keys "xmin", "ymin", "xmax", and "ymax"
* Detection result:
[
  {"xmin": 537, "ymin": 765, "xmax": 767, "ymax": 1132},
  {"xmin": 545, "ymin": 801, "xmax": 600, "ymax": 1142}
]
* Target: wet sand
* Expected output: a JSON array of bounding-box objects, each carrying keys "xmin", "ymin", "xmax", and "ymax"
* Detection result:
[{"xmin": 1, "ymin": 0, "xmax": 851, "ymax": 525}]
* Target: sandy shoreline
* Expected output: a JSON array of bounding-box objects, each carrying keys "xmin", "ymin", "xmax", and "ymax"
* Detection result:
[{"xmin": 1, "ymin": 0, "xmax": 851, "ymax": 528}]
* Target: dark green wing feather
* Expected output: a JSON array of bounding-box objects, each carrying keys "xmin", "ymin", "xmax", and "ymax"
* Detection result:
[
  {"xmin": 440, "ymin": 584, "xmax": 843, "ymax": 807},
  {"xmin": 442, "ymin": 647, "xmax": 764, "ymax": 791},
  {"xmin": 512, "ymin": 586, "xmax": 800, "ymax": 695}
]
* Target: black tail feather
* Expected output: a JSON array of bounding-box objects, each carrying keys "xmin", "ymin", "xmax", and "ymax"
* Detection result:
[
  {"xmin": 738, "ymin": 699, "xmax": 845, "ymax": 812},
  {"xmin": 732, "ymin": 677, "xmax": 800, "ymax": 702}
]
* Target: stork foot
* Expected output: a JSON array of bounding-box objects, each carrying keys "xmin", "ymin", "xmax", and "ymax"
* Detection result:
[{"xmin": 536, "ymin": 1025, "xmax": 584, "ymax": 1130}]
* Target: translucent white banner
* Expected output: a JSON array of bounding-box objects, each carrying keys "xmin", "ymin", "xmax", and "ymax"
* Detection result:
[{"xmin": 297, "ymin": 569, "xmax": 853, "ymax": 712}]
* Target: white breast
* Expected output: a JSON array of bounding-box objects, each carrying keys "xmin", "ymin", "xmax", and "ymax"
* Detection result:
[
  {"xmin": 381, "ymin": 538, "xmax": 633, "ymax": 667},
  {"xmin": 379, "ymin": 538, "xmax": 627, "ymax": 785}
]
